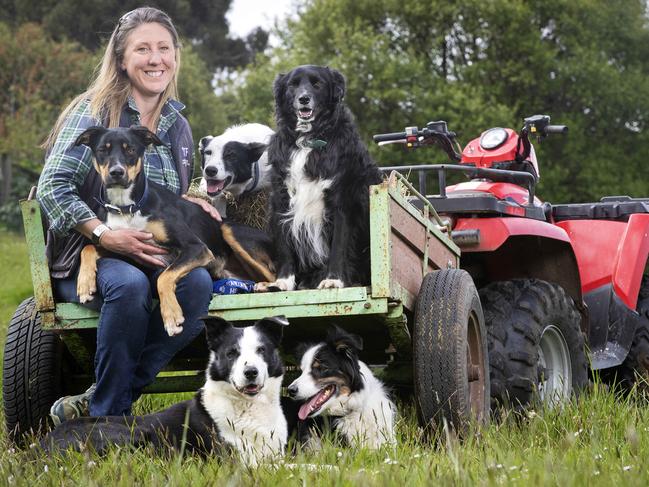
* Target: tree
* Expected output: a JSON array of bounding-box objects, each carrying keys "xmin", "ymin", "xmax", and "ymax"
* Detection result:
[
  {"xmin": 221, "ymin": 0, "xmax": 649, "ymax": 202},
  {"xmin": 0, "ymin": 0, "xmax": 268, "ymax": 71},
  {"xmin": 0, "ymin": 22, "xmax": 93, "ymax": 218}
]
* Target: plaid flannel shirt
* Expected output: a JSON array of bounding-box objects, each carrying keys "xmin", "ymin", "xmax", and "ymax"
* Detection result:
[{"xmin": 38, "ymin": 97, "xmax": 184, "ymax": 236}]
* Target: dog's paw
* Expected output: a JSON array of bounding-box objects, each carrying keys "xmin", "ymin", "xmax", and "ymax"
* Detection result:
[
  {"xmin": 77, "ymin": 276, "xmax": 97, "ymax": 303},
  {"xmin": 161, "ymin": 303, "xmax": 185, "ymax": 336},
  {"xmin": 317, "ymin": 278, "xmax": 344, "ymax": 290},
  {"xmin": 270, "ymin": 277, "xmax": 296, "ymax": 292},
  {"xmin": 254, "ymin": 281, "xmax": 271, "ymax": 292}
]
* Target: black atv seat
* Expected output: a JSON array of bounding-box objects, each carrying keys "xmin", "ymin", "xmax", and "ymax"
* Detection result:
[{"xmin": 552, "ymin": 196, "xmax": 649, "ymax": 222}]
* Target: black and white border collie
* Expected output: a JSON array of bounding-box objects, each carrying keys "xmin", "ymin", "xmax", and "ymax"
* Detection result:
[
  {"xmin": 42, "ymin": 316, "xmax": 289, "ymax": 466},
  {"xmin": 287, "ymin": 326, "xmax": 396, "ymax": 448},
  {"xmin": 199, "ymin": 123, "xmax": 274, "ymax": 217},
  {"xmin": 256, "ymin": 65, "xmax": 383, "ymax": 291}
]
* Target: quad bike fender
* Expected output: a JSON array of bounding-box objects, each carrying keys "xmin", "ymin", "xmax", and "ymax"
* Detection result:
[
  {"xmin": 556, "ymin": 214, "xmax": 649, "ymax": 310},
  {"xmin": 453, "ymin": 217, "xmax": 583, "ymax": 315},
  {"xmin": 612, "ymin": 214, "xmax": 649, "ymax": 309},
  {"xmin": 453, "ymin": 217, "xmax": 571, "ymax": 251}
]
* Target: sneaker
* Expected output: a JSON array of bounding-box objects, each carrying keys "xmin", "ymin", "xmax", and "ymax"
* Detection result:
[{"xmin": 49, "ymin": 383, "xmax": 96, "ymax": 427}]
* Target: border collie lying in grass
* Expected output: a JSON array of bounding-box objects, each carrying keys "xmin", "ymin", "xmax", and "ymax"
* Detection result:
[
  {"xmin": 42, "ymin": 316, "xmax": 289, "ymax": 466},
  {"xmin": 287, "ymin": 325, "xmax": 396, "ymax": 449}
]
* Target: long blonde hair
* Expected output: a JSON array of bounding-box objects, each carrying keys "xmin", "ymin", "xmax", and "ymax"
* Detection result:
[{"xmin": 43, "ymin": 7, "xmax": 182, "ymax": 150}]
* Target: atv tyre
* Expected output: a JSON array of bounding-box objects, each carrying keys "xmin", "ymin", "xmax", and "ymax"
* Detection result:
[
  {"xmin": 480, "ymin": 279, "xmax": 588, "ymax": 409},
  {"xmin": 601, "ymin": 276, "xmax": 649, "ymax": 391},
  {"xmin": 413, "ymin": 269, "xmax": 489, "ymax": 432},
  {"xmin": 3, "ymin": 297, "xmax": 63, "ymax": 444}
]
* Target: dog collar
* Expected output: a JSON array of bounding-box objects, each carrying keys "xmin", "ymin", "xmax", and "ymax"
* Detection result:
[
  {"xmin": 96, "ymin": 177, "xmax": 149, "ymax": 216},
  {"xmin": 244, "ymin": 158, "xmax": 262, "ymax": 192},
  {"xmin": 297, "ymin": 138, "xmax": 327, "ymax": 150}
]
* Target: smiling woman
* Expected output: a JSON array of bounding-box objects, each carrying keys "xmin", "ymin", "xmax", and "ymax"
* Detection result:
[
  {"xmin": 120, "ymin": 23, "xmax": 178, "ymax": 129},
  {"xmin": 36, "ymin": 7, "xmax": 219, "ymax": 423}
]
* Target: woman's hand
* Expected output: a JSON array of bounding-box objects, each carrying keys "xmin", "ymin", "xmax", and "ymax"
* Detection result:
[
  {"xmin": 99, "ymin": 228, "xmax": 168, "ymax": 267},
  {"xmin": 183, "ymin": 195, "xmax": 222, "ymax": 222}
]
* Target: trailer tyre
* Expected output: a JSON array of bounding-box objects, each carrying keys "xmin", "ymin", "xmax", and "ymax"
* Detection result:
[
  {"xmin": 3, "ymin": 297, "xmax": 62, "ymax": 444},
  {"xmin": 480, "ymin": 279, "xmax": 588, "ymax": 410},
  {"xmin": 413, "ymin": 269, "xmax": 489, "ymax": 432},
  {"xmin": 602, "ymin": 275, "xmax": 649, "ymax": 391}
]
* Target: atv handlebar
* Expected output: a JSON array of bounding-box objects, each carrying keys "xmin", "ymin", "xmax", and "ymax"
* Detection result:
[
  {"xmin": 373, "ymin": 131, "xmax": 408, "ymax": 143},
  {"xmin": 373, "ymin": 121, "xmax": 462, "ymax": 161},
  {"xmin": 544, "ymin": 125, "xmax": 568, "ymax": 135}
]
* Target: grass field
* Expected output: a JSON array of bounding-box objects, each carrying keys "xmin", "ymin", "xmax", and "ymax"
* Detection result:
[{"xmin": 0, "ymin": 231, "xmax": 648, "ymax": 485}]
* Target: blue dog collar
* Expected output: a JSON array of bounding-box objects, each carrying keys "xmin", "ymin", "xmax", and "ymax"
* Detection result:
[{"xmin": 213, "ymin": 278, "xmax": 255, "ymax": 295}]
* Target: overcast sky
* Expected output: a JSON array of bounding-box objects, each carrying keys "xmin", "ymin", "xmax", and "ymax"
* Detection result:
[{"xmin": 226, "ymin": 0, "xmax": 295, "ymax": 38}]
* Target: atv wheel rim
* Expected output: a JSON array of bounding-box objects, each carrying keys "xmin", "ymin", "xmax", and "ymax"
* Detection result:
[
  {"xmin": 467, "ymin": 310, "xmax": 486, "ymax": 420},
  {"xmin": 538, "ymin": 325, "xmax": 572, "ymax": 406}
]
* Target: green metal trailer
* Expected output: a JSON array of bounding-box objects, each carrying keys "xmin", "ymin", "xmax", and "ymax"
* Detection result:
[{"xmin": 3, "ymin": 171, "xmax": 489, "ymax": 441}]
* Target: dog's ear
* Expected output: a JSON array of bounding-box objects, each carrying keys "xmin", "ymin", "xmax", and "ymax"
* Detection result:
[
  {"xmin": 203, "ymin": 316, "xmax": 233, "ymax": 346},
  {"xmin": 246, "ymin": 142, "xmax": 267, "ymax": 162},
  {"xmin": 199, "ymin": 136, "xmax": 213, "ymax": 154},
  {"xmin": 294, "ymin": 342, "xmax": 314, "ymax": 361},
  {"xmin": 327, "ymin": 324, "xmax": 363, "ymax": 358},
  {"xmin": 327, "ymin": 67, "xmax": 346, "ymax": 103},
  {"xmin": 130, "ymin": 125, "xmax": 165, "ymax": 147},
  {"xmin": 273, "ymin": 72, "xmax": 288, "ymax": 106},
  {"xmin": 74, "ymin": 126, "xmax": 107, "ymax": 149},
  {"xmin": 254, "ymin": 315, "xmax": 289, "ymax": 347}
]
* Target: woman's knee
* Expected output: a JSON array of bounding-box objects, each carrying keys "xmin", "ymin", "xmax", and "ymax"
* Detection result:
[
  {"xmin": 176, "ymin": 268, "xmax": 213, "ymax": 308},
  {"xmin": 97, "ymin": 258, "xmax": 152, "ymax": 304}
]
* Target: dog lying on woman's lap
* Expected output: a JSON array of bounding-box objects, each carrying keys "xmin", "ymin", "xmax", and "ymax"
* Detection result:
[{"xmin": 255, "ymin": 65, "xmax": 383, "ymax": 292}]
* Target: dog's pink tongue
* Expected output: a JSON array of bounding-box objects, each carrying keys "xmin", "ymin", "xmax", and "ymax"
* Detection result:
[
  {"xmin": 206, "ymin": 180, "xmax": 225, "ymax": 194},
  {"xmin": 297, "ymin": 389, "xmax": 327, "ymax": 421},
  {"xmin": 298, "ymin": 391, "xmax": 326, "ymax": 421}
]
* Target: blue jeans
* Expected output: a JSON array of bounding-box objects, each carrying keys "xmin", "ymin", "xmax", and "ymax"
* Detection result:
[{"xmin": 54, "ymin": 257, "xmax": 212, "ymax": 416}]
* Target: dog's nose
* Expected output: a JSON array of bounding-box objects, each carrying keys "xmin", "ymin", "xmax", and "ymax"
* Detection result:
[
  {"xmin": 298, "ymin": 95, "xmax": 310, "ymax": 105},
  {"xmin": 287, "ymin": 384, "xmax": 298, "ymax": 398},
  {"xmin": 244, "ymin": 366, "xmax": 258, "ymax": 380},
  {"xmin": 204, "ymin": 166, "xmax": 218, "ymax": 178},
  {"xmin": 109, "ymin": 166, "xmax": 125, "ymax": 178}
]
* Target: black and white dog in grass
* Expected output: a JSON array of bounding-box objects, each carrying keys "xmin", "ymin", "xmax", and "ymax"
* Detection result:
[
  {"xmin": 199, "ymin": 123, "xmax": 274, "ymax": 217},
  {"xmin": 256, "ymin": 65, "xmax": 383, "ymax": 292},
  {"xmin": 287, "ymin": 326, "xmax": 396, "ymax": 449},
  {"xmin": 43, "ymin": 316, "xmax": 289, "ymax": 466}
]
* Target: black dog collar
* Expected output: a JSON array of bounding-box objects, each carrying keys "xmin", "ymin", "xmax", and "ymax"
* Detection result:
[{"xmin": 95, "ymin": 177, "xmax": 150, "ymax": 216}]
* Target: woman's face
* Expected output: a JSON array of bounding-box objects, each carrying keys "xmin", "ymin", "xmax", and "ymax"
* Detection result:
[{"xmin": 121, "ymin": 22, "xmax": 176, "ymax": 102}]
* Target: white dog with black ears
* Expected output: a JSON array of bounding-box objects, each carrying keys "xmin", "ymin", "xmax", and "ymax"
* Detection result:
[{"xmin": 199, "ymin": 123, "xmax": 274, "ymax": 217}]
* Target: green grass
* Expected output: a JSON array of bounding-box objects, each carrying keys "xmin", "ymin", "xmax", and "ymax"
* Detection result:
[{"xmin": 1, "ymin": 231, "xmax": 649, "ymax": 485}]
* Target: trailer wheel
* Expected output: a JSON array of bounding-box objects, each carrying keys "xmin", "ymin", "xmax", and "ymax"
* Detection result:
[
  {"xmin": 480, "ymin": 279, "xmax": 588, "ymax": 409},
  {"xmin": 413, "ymin": 269, "xmax": 489, "ymax": 432},
  {"xmin": 3, "ymin": 297, "xmax": 63, "ymax": 443},
  {"xmin": 601, "ymin": 276, "xmax": 649, "ymax": 391}
]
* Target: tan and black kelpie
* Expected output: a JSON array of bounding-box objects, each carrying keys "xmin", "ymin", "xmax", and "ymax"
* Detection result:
[{"xmin": 74, "ymin": 125, "xmax": 275, "ymax": 336}]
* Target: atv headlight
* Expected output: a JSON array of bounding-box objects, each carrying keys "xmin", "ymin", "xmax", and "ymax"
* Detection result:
[{"xmin": 479, "ymin": 127, "xmax": 508, "ymax": 150}]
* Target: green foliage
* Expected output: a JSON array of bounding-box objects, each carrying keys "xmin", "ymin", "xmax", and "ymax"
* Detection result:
[
  {"xmin": 222, "ymin": 0, "xmax": 649, "ymax": 203},
  {"xmin": 0, "ymin": 21, "xmax": 94, "ymax": 229},
  {"xmin": 0, "ymin": 0, "xmax": 268, "ymax": 72}
]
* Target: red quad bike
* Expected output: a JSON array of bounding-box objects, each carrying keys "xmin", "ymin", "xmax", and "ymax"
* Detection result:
[{"xmin": 374, "ymin": 115, "xmax": 649, "ymax": 409}]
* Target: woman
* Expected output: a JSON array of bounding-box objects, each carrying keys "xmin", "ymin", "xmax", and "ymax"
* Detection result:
[{"xmin": 38, "ymin": 7, "xmax": 217, "ymax": 420}]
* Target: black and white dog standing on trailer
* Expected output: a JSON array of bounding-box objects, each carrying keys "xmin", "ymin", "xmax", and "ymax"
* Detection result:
[{"xmin": 256, "ymin": 65, "xmax": 383, "ymax": 292}]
